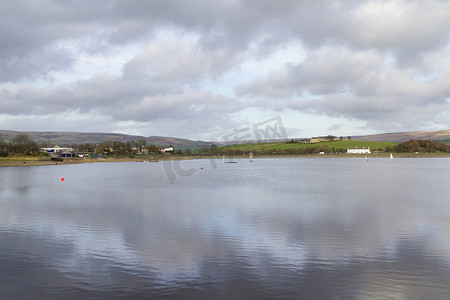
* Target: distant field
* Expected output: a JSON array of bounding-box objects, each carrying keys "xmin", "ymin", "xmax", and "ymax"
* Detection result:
[
  {"xmin": 220, "ymin": 140, "xmax": 397, "ymax": 152},
  {"xmin": 176, "ymin": 145, "xmax": 206, "ymax": 152},
  {"xmin": 441, "ymin": 139, "xmax": 450, "ymax": 146}
]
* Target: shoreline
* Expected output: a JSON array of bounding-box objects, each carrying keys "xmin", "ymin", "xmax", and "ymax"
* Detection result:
[{"xmin": 1, "ymin": 152, "xmax": 450, "ymax": 167}]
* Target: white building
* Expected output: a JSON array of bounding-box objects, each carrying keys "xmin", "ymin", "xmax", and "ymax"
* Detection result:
[
  {"xmin": 160, "ymin": 147, "xmax": 174, "ymax": 154},
  {"xmin": 347, "ymin": 147, "xmax": 371, "ymax": 154}
]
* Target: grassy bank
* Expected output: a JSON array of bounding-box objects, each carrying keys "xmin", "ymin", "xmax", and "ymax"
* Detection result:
[
  {"xmin": 196, "ymin": 152, "xmax": 450, "ymax": 159},
  {"xmin": 0, "ymin": 156, "xmax": 141, "ymax": 167},
  {"xmin": 217, "ymin": 140, "xmax": 397, "ymax": 153},
  {"xmin": 0, "ymin": 155, "xmax": 193, "ymax": 167}
]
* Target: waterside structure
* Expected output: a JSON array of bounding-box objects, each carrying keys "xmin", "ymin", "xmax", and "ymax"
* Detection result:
[
  {"xmin": 347, "ymin": 147, "xmax": 371, "ymax": 154},
  {"xmin": 40, "ymin": 145, "xmax": 74, "ymax": 160}
]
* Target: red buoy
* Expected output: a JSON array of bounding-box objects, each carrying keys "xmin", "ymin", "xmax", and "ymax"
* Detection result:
[{"xmin": 61, "ymin": 177, "xmax": 64, "ymax": 182}]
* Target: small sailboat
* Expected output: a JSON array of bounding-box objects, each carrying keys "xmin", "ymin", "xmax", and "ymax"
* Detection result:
[
  {"xmin": 249, "ymin": 152, "xmax": 253, "ymax": 162},
  {"xmin": 390, "ymin": 153, "xmax": 394, "ymax": 159},
  {"xmin": 365, "ymin": 156, "xmax": 368, "ymax": 162}
]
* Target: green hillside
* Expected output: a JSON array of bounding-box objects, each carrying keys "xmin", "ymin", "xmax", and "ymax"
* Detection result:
[{"xmin": 216, "ymin": 140, "xmax": 397, "ymax": 154}]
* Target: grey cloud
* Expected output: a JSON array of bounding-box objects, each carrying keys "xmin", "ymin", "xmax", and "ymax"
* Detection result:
[
  {"xmin": 288, "ymin": 94, "xmax": 450, "ymax": 132},
  {"xmin": 0, "ymin": 0, "xmax": 240, "ymax": 82},
  {"xmin": 0, "ymin": 73, "xmax": 243, "ymax": 130},
  {"xmin": 348, "ymin": 0, "xmax": 450, "ymax": 57},
  {"xmin": 3, "ymin": 0, "xmax": 450, "ymax": 83},
  {"xmin": 328, "ymin": 123, "xmax": 343, "ymax": 131},
  {"xmin": 108, "ymin": 90, "xmax": 240, "ymax": 122},
  {"xmin": 0, "ymin": 114, "xmax": 118, "ymax": 134},
  {"xmin": 237, "ymin": 47, "xmax": 384, "ymax": 98},
  {"xmin": 0, "ymin": 32, "xmax": 74, "ymax": 82},
  {"xmin": 0, "ymin": 1, "xmax": 109, "ymax": 81},
  {"xmin": 1, "ymin": 0, "xmax": 450, "ymax": 136},
  {"xmin": 289, "ymin": 94, "xmax": 402, "ymax": 119},
  {"xmin": 0, "ymin": 75, "xmax": 125, "ymax": 115},
  {"xmin": 0, "ymin": 20, "xmax": 246, "ymax": 129},
  {"xmin": 123, "ymin": 40, "xmax": 240, "ymax": 83},
  {"xmin": 0, "ymin": 79, "xmax": 243, "ymax": 139},
  {"xmin": 237, "ymin": 45, "xmax": 450, "ymax": 130}
]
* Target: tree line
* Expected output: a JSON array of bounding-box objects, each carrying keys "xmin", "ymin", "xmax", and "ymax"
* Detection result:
[
  {"xmin": 385, "ymin": 140, "xmax": 450, "ymax": 153},
  {"xmin": 0, "ymin": 133, "xmax": 39, "ymax": 156},
  {"xmin": 0, "ymin": 133, "xmax": 175, "ymax": 157},
  {"xmin": 198, "ymin": 144, "xmax": 347, "ymax": 155},
  {"xmin": 198, "ymin": 139, "xmax": 450, "ymax": 156},
  {"xmin": 91, "ymin": 139, "xmax": 163, "ymax": 155}
]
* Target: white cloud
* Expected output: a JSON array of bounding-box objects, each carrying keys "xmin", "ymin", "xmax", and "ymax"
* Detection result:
[
  {"xmin": 237, "ymin": 45, "xmax": 450, "ymax": 132},
  {"xmin": 1, "ymin": 0, "xmax": 450, "ymax": 138},
  {"xmin": 123, "ymin": 35, "xmax": 241, "ymax": 84},
  {"xmin": 349, "ymin": 0, "xmax": 450, "ymax": 53}
]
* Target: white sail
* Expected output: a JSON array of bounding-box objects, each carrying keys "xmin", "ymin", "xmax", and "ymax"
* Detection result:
[{"xmin": 390, "ymin": 153, "xmax": 393, "ymax": 159}]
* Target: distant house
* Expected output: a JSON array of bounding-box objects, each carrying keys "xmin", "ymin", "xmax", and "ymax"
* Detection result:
[
  {"xmin": 308, "ymin": 136, "xmax": 340, "ymax": 143},
  {"xmin": 160, "ymin": 147, "xmax": 174, "ymax": 154},
  {"xmin": 309, "ymin": 137, "xmax": 322, "ymax": 143},
  {"xmin": 347, "ymin": 147, "xmax": 371, "ymax": 154},
  {"xmin": 131, "ymin": 147, "xmax": 148, "ymax": 154}
]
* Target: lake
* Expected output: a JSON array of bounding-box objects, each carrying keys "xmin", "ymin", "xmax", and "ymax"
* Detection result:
[{"xmin": 1, "ymin": 157, "xmax": 450, "ymax": 298}]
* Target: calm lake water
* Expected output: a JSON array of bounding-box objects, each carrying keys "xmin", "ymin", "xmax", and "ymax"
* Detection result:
[{"xmin": 1, "ymin": 157, "xmax": 450, "ymax": 299}]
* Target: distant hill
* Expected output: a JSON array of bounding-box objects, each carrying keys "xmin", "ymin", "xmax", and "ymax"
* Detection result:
[
  {"xmin": 145, "ymin": 136, "xmax": 211, "ymax": 148},
  {"xmin": 214, "ymin": 129, "xmax": 450, "ymax": 145},
  {"xmin": 352, "ymin": 129, "xmax": 450, "ymax": 143},
  {"xmin": 2, "ymin": 129, "xmax": 448, "ymax": 150},
  {"xmin": 0, "ymin": 130, "xmax": 212, "ymax": 150}
]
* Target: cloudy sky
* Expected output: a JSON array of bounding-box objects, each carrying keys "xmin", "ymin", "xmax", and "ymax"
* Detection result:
[{"xmin": 1, "ymin": 0, "xmax": 449, "ymax": 140}]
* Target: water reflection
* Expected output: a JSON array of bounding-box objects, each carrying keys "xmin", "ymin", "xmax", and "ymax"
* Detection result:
[{"xmin": 0, "ymin": 158, "xmax": 450, "ymax": 298}]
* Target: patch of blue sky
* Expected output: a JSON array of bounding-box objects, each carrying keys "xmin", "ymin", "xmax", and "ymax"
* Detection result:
[{"xmin": 414, "ymin": 71, "xmax": 438, "ymax": 82}]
